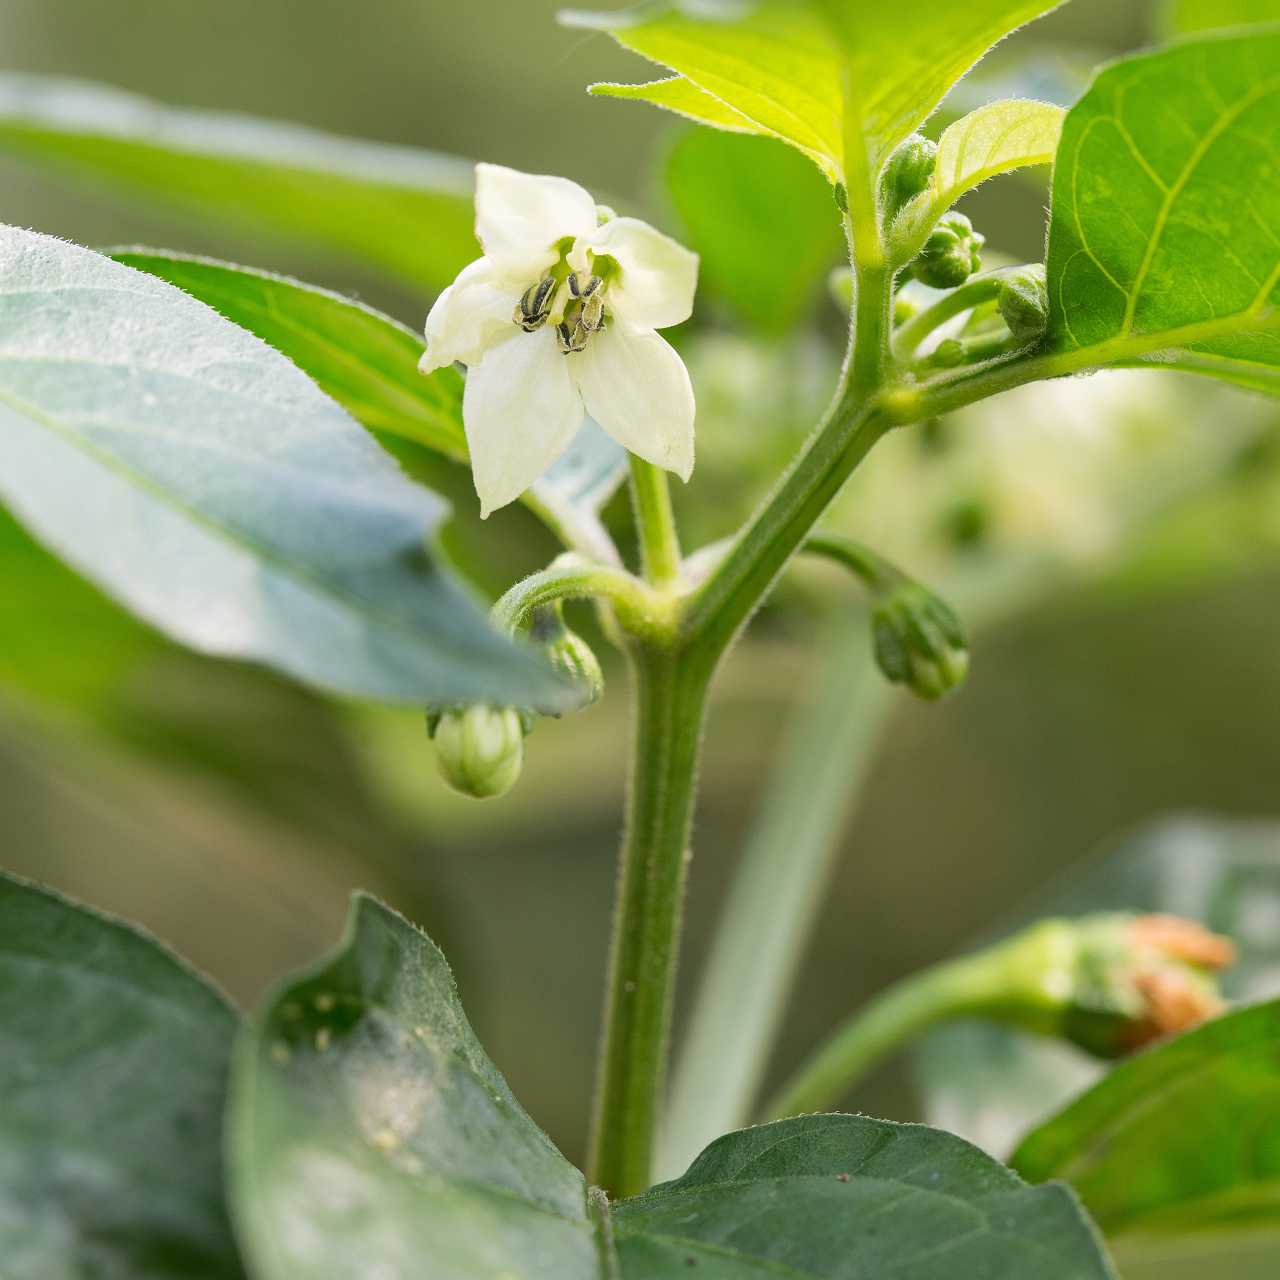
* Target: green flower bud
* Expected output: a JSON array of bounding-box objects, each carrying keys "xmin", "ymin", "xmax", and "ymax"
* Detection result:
[
  {"xmin": 871, "ymin": 581, "xmax": 969, "ymax": 701},
  {"xmin": 997, "ymin": 263, "xmax": 1049, "ymax": 343},
  {"xmin": 880, "ymin": 134, "xmax": 938, "ymax": 219},
  {"xmin": 913, "ymin": 211, "xmax": 985, "ymax": 289},
  {"xmin": 432, "ymin": 704, "xmax": 525, "ymax": 799},
  {"xmin": 989, "ymin": 913, "xmax": 1235, "ymax": 1059},
  {"xmin": 827, "ymin": 265, "xmax": 853, "ymax": 311},
  {"xmin": 545, "ymin": 627, "xmax": 605, "ymax": 705}
]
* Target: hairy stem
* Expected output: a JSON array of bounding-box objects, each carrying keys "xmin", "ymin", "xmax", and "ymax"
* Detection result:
[
  {"xmin": 763, "ymin": 944, "xmax": 1020, "ymax": 1120},
  {"xmin": 629, "ymin": 456, "xmax": 683, "ymax": 586},
  {"xmin": 588, "ymin": 643, "xmax": 714, "ymax": 1197},
  {"xmin": 659, "ymin": 608, "xmax": 893, "ymax": 1176}
]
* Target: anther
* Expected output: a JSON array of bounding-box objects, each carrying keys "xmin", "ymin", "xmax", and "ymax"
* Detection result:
[{"xmin": 513, "ymin": 274, "xmax": 559, "ymax": 332}]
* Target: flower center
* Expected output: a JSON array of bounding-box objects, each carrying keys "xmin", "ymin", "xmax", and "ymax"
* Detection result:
[
  {"xmin": 512, "ymin": 259, "xmax": 612, "ymax": 354},
  {"xmin": 556, "ymin": 272, "xmax": 607, "ymax": 354}
]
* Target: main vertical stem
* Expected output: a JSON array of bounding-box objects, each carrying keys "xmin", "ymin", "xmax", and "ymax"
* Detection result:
[{"xmin": 588, "ymin": 643, "xmax": 712, "ymax": 1198}]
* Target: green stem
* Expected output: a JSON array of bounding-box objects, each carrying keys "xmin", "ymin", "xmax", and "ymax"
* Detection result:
[
  {"xmin": 658, "ymin": 608, "xmax": 894, "ymax": 1177},
  {"xmin": 588, "ymin": 643, "xmax": 714, "ymax": 1198},
  {"xmin": 762, "ymin": 944, "xmax": 1021, "ymax": 1120},
  {"xmin": 892, "ymin": 274, "xmax": 1004, "ymax": 360},
  {"xmin": 492, "ymin": 555, "xmax": 673, "ymax": 644},
  {"xmin": 629, "ymin": 456, "xmax": 683, "ymax": 586},
  {"xmin": 682, "ymin": 259, "xmax": 894, "ymax": 658},
  {"xmin": 801, "ymin": 532, "xmax": 902, "ymax": 592}
]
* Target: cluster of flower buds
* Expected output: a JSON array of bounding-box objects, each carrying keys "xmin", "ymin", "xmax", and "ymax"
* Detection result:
[
  {"xmin": 870, "ymin": 579, "xmax": 970, "ymax": 701},
  {"xmin": 912, "ymin": 211, "xmax": 986, "ymax": 289},
  {"xmin": 989, "ymin": 912, "xmax": 1236, "ymax": 1058},
  {"xmin": 427, "ymin": 605, "xmax": 605, "ymax": 799}
]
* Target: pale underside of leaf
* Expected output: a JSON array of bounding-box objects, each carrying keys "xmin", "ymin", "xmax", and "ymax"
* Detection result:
[{"xmin": 0, "ymin": 226, "xmax": 565, "ymax": 708}]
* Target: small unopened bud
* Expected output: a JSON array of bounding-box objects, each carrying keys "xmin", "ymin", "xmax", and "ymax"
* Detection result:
[
  {"xmin": 881, "ymin": 134, "xmax": 938, "ymax": 219},
  {"xmin": 871, "ymin": 581, "xmax": 969, "ymax": 701},
  {"xmin": 545, "ymin": 628, "xmax": 604, "ymax": 705},
  {"xmin": 997, "ymin": 264, "xmax": 1049, "ymax": 343},
  {"xmin": 431, "ymin": 704, "xmax": 525, "ymax": 799},
  {"xmin": 913, "ymin": 211, "xmax": 985, "ymax": 289},
  {"xmin": 827, "ymin": 265, "xmax": 854, "ymax": 311}
]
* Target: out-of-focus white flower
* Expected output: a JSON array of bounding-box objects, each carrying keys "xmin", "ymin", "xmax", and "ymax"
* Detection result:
[{"xmin": 420, "ymin": 164, "xmax": 698, "ymax": 517}]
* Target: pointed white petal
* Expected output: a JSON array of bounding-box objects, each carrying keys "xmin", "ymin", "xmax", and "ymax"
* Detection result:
[
  {"xmin": 475, "ymin": 163, "xmax": 598, "ymax": 275},
  {"xmin": 586, "ymin": 216, "xmax": 698, "ymax": 330},
  {"xmin": 462, "ymin": 327, "xmax": 584, "ymax": 517},
  {"xmin": 419, "ymin": 257, "xmax": 517, "ymax": 374},
  {"xmin": 573, "ymin": 321, "xmax": 695, "ymax": 481}
]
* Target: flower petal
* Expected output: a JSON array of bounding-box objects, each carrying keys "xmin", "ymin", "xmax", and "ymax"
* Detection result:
[
  {"xmin": 586, "ymin": 216, "xmax": 698, "ymax": 330},
  {"xmin": 475, "ymin": 163, "xmax": 598, "ymax": 275},
  {"xmin": 462, "ymin": 327, "xmax": 584, "ymax": 517},
  {"xmin": 419, "ymin": 257, "xmax": 516, "ymax": 374},
  {"xmin": 573, "ymin": 321, "xmax": 695, "ymax": 481}
]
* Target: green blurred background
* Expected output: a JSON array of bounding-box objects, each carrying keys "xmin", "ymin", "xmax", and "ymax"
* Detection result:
[{"xmin": 2, "ymin": 0, "xmax": 1279, "ymax": 1191}]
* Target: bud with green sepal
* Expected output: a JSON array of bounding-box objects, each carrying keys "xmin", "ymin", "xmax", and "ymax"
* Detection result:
[
  {"xmin": 429, "ymin": 703, "xmax": 526, "ymax": 800},
  {"xmin": 911, "ymin": 211, "xmax": 985, "ymax": 289},
  {"xmin": 997, "ymin": 263, "xmax": 1049, "ymax": 344},
  {"xmin": 529, "ymin": 603, "xmax": 604, "ymax": 708},
  {"xmin": 765, "ymin": 911, "xmax": 1235, "ymax": 1119},
  {"xmin": 880, "ymin": 133, "xmax": 938, "ymax": 221},
  {"xmin": 871, "ymin": 581, "xmax": 969, "ymax": 701}
]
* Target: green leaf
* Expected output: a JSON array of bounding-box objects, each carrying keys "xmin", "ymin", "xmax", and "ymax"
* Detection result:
[
  {"xmin": 113, "ymin": 251, "xmax": 469, "ymax": 463},
  {"xmin": 1169, "ymin": 0, "xmax": 1280, "ymax": 33},
  {"xmin": 1044, "ymin": 31, "xmax": 1280, "ymax": 391},
  {"xmin": 113, "ymin": 251, "xmax": 626, "ymax": 551},
  {"xmin": 618, "ymin": 1113, "xmax": 1117, "ymax": 1277},
  {"xmin": 0, "ymin": 870, "xmax": 244, "ymax": 1279},
  {"xmin": 1012, "ymin": 1000, "xmax": 1280, "ymax": 1243},
  {"xmin": 229, "ymin": 893, "xmax": 609, "ymax": 1280},
  {"xmin": 666, "ymin": 128, "xmax": 845, "ymax": 333},
  {"xmin": 0, "ymin": 74, "xmax": 478, "ymax": 292},
  {"xmin": 891, "ymin": 99, "xmax": 1065, "ymax": 261},
  {"xmin": 568, "ymin": 1, "xmax": 1064, "ymax": 206},
  {"xmin": 0, "ymin": 226, "xmax": 565, "ymax": 708}
]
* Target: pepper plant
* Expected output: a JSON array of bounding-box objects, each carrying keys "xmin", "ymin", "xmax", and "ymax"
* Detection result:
[{"xmin": 2, "ymin": 2, "xmax": 1280, "ymax": 1277}]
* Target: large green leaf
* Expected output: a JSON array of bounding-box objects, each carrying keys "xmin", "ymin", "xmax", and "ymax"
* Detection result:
[
  {"xmin": 229, "ymin": 893, "xmax": 609, "ymax": 1280},
  {"xmin": 0, "ymin": 74, "xmax": 477, "ymax": 292},
  {"xmin": 1169, "ymin": 0, "xmax": 1280, "ymax": 33},
  {"xmin": 1044, "ymin": 31, "xmax": 1280, "ymax": 391},
  {"xmin": 665, "ymin": 128, "xmax": 845, "ymax": 334},
  {"xmin": 1012, "ymin": 1000, "xmax": 1280, "ymax": 1244},
  {"xmin": 113, "ymin": 251, "xmax": 626, "ymax": 552},
  {"xmin": 0, "ymin": 870, "xmax": 244, "ymax": 1279},
  {"xmin": 569, "ymin": 1, "xmax": 1064, "ymax": 202},
  {"xmin": 0, "ymin": 226, "xmax": 565, "ymax": 708},
  {"xmin": 618, "ymin": 1113, "xmax": 1117, "ymax": 1277}
]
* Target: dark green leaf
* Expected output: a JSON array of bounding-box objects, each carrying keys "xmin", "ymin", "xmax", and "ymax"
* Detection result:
[
  {"xmin": 617, "ymin": 1113, "xmax": 1117, "ymax": 1277},
  {"xmin": 0, "ymin": 74, "xmax": 477, "ymax": 292},
  {"xmin": 1012, "ymin": 1000, "xmax": 1280, "ymax": 1242},
  {"xmin": 229, "ymin": 893, "xmax": 609, "ymax": 1280},
  {"xmin": 1045, "ymin": 32, "xmax": 1280, "ymax": 391},
  {"xmin": 1169, "ymin": 0, "xmax": 1280, "ymax": 33},
  {"xmin": 0, "ymin": 226, "xmax": 566, "ymax": 708},
  {"xmin": 0, "ymin": 870, "xmax": 244, "ymax": 1279},
  {"xmin": 113, "ymin": 251, "xmax": 468, "ymax": 462},
  {"xmin": 666, "ymin": 128, "xmax": 845, "ymax": 334}
]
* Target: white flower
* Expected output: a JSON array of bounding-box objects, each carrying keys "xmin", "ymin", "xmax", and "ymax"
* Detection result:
[{"xmin": 420, "ymin": 164, "xmax": 698, "ymax": 517}]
